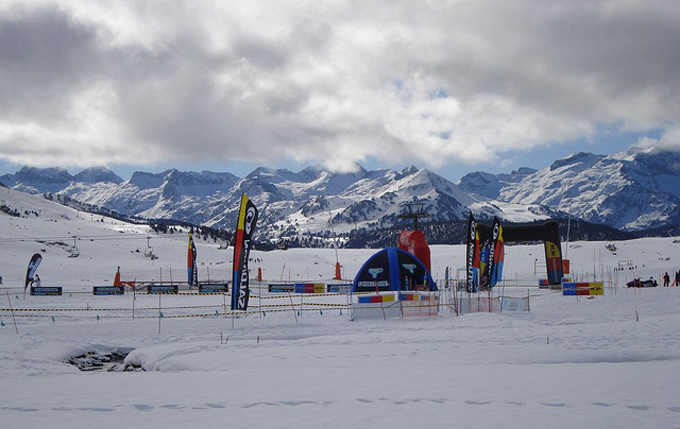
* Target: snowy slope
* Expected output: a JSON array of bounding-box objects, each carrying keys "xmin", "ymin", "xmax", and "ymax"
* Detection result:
[{"xmin": 1, "ymin": 188, "xmax": 680, "ymax": 429}]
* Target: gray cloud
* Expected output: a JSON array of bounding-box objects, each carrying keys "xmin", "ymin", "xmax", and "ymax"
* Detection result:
[
  {"xmin": 1, "ymin": 0, "xmax": 679, "ymax": 172},
  {"xmin": 0, "ymin": 6, "xmax": 104, "ymax": 123}
]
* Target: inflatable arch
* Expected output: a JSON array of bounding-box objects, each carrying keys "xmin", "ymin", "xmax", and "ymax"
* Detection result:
[
  {"xmin": 467, "ymin": 215, "xmax": 563, "ymax": 291},
  {"xmin": 398, "ymin": 230, "xmax": 431, "ymax": 272},
  {"xmin": 353, "ymin": 248, "xmax": 437, "ymax": 293}
]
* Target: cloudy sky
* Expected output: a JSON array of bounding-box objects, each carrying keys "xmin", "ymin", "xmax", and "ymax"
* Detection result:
[{"xmin": 1, "ymin": 0, "xmax": 679, "ymax": 181}]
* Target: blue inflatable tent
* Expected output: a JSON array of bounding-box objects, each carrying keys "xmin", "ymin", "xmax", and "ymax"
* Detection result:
[{"xmin": 353, "ymin": 247, "xmax": 437, "ymax": 293}]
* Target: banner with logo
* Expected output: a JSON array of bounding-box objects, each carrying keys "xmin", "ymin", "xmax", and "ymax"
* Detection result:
[
  {"xmin": 466, "ymin": 213, "xmax": 480, "ymax": 292},
  {"xmin": 188, "ymin": 232, "xmax": 198, "ymax": 286},
  {"xmin": 231, "ymin": 193, "xmax": 258, "ymax": 311},
  {"xmin": 24, "ymin": 253, "xmax": 43, "ymax": 292},
  {"xmin": 489, "ymin": 217, "xmax": 505, "ymax": 287}
]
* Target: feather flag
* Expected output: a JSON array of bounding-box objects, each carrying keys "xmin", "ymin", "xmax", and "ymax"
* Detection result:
[
  {"xmin": 188, "ymin": 232, "xmax": 198, "ymax": 286},
  {"xmin": 231, "ymin": 193, "xmax": 258, "ymax": 311},
  {"xmin": 466, "ymin": 213, "xmax": 479, "ymax": 293},
  {"xmin": 24, "ymin": 253, "xmax": 43, "ymax": 291},
  {"xmin": 483, "ymin": 217, "xmax": 500, "ymax": 288},
  {"xmin": 490, "ymin": 219, "xmax": 505, "ymax": 287}
]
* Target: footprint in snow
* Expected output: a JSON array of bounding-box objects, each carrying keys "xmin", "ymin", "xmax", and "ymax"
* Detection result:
[
  {"xmin": 592, "ymin": 402, "xmax": 615, "ymax": 407},
  {"xmin": 356, "ymin": 398, "xmax": 372, "ymax": 403},
  {"xmin": 131, "ymin": 404, "xmax": 153, "ymax": 411},
  {"xmin": 541, "ymin": 402, "xmax": 568, "ymax": 408},
  {"xmin": 668, "ymin": 406, "xmax": 680, "ymax": 412},
  {"xmin": 466, "ymin": 400, "xmax": 492, "ymax": 405},
  {"xmin": 78, "ymin": 407, "xmax": 115, "ymax": 412},
  {"xmin": 627, "ymin": 405, "xmax": 649, "ymax": 411},
  {"xmin": 241, "ymin": 402, "xmax": 280, "ymax": 408},
  {"xmin": 281, "ymin": 401, "xmax": 317, "ymax": 406}
]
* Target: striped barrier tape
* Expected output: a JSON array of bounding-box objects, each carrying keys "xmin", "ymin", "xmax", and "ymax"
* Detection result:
[
  {"xmin": 0, "ymin": 303, "xmax": 441, "ymax": 320},
  {"xmin": 0, "ymin": 301, "xmax": 349, "ymax": 313}
]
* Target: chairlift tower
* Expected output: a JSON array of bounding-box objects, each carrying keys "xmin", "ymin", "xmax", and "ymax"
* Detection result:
[{"xmin": 399, "ymin": 202, "xmax": 429, "ymax": 231}]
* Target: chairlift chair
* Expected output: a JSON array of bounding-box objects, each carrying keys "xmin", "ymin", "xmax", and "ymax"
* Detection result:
[{"xmin": 68, "ymin": 236, "xmax": 80, "ymax": 258}]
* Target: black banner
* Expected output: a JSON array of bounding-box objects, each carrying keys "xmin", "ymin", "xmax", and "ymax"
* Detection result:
[
  {"xmin": 93, "ymin": 286, "xmax": 125, "ymax": 295},
  {"xmin": 466, "ymin": 213, "xmax": 478, "ymax": 293},
  {"xmin": 199, "ymin": 283, "xmax": 229, "ymax": 293},
  {"xmin": 231, "ymin": 193, "xmax": 258, "ymax": 311},
  {"xmin": 31, "ymin": 287, "xmax": 62, "ymax": 296},
  {"xmin": 24, "ymin": 253, "xmax": 43, "ymax": 291},
  {"xmin": 148, "ymin": 285, "xmax": 179, "ymax": 294}
]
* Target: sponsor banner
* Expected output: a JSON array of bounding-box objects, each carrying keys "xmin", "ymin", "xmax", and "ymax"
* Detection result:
[
  {"xmin": 466, "ymin": 213, "xmax": 479, "ymax": 293},
  {"xmin": 327, "ymin": 284, "xmax": 353, "ymax": 293},
  {"xmin": 188, "ymin": 233, "xmax": 198, "ymax": 287},
  {"xmin": 490, "ymin": 218, "xmax": 505, "ymax": 287},
  {"xmin": 31, "ymin": 287, "xmax": 62, "ymax": 296},
  {"xmin": 398, "ymin": 292, "xmax": 435, "ymax": 301},
  {"xmin": 268, "ymin": 284, "xmax": 294, "ymax": 293},
  {"xmin": 562, "ymin": 282, "xmax": 603, "ymax": 296},
  {"xmin": 294, "ymin": 283, "xmax": 325, "ymax": 294},
  {"xmin": 356, "ymin": 280, "xmax": 390, "ymax": 289},
  {"xmin": 93, "ymin": 286, "xmax": 125, "ymax": 295},
  {"xmin": 148, "ymin": 285, "xmax": 179, "ymax": 294},
  {"xmin": 545, "ymin": 241, "xmax": 564, "ymax": 285},
  {"xmin": 232, "ymin": 193, "xmax": 258, "ymax": 311},
  {"xmin": 357, "ymin": 294, "xmax": 395, "ymax": 304},
  {"xmin": 25, "ymin": 253, "xmax": 43, "ymax": 291},
  {"xmin": 198, "ymin": 283, "xmax": 228, "ymax": 293}
]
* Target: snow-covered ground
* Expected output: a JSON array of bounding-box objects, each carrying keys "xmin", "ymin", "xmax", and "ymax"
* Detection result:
[{"xmin": 1, "ymin": 189, "xmax": 680, "ymax": 428}]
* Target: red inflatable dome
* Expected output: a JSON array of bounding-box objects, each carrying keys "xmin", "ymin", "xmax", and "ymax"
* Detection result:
[{"xmin": 398, "ymin": 230, "xmax": 431, "ymax": 272}]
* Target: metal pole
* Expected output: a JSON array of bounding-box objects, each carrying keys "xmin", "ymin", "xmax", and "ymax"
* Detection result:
[
  {"xmin": 158, "ymin": 293, "xmax": 162, "ymax": 335},
  {"xmin": 6, "ymin": 291, "xmax": 18, "ymax": 334}
]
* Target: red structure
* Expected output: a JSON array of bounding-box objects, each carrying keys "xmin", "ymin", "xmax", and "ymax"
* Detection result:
[{"xmin": 398, "ymin": 230, "xmax": 431, "ymax": 272}]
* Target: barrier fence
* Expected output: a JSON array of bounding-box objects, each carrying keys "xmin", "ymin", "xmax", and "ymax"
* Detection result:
[{"xmin": 4, "ymin": 280, "xmax": 617, "ymax": 325}]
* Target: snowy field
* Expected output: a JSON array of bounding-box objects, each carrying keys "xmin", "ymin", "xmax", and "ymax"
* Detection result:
[{"xmin": 2, "ymin": 189, "xmax": 680, "ymax": 428}]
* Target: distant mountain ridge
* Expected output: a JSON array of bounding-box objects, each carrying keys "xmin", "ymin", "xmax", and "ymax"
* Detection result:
[
  {"xmin": 459, "ymin": 146, "xmax": 680, "ymax": 231},
  {"xmin": 0, "ymin": 165, "xmax": 557, "ymax": 245},
  {"xmin": 2, "ymin": 145, "xmax": 679, "ymax": 245}
]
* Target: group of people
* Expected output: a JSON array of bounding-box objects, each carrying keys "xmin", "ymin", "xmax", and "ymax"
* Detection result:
[
  {"xmin": 662, "ymin": 271, "xmax": 680, "ymax": 287},
  {"xmin": 29, "ymin": 274, "xmax": 41, "ymax": 287}
]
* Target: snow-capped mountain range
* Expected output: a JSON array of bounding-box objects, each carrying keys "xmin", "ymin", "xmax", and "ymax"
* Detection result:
[
  {"xmin": 1, "ymin": 145, "xmax": 678, "ymax": 244},
  {"xmin": 459, "ymin": 145, "xmax": 680, "ymax": 231}
]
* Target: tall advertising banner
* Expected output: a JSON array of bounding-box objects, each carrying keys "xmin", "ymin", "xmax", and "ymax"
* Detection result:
[
  {"xmin": 490, "ymin": 220, "xmax": 505, "ymax": 287},
  {"xmin": 24, "ymin": 253, "xmax": 43, "ymax": 291},
  {"xmin": 466, "ymin": 213, "xmax": 479, "ymax": 293},
  {"xmin": 231, "ymin": 193, "xmax": 259, "ymax": 311},
  {"xmin": 188, "ymin": 232, "xmax": 198, "ymax": 286},
  {"xmin": 543, "ymin": 221, "xmax": 563, "ymax": 285},
  {"xmin": 484, "ymin": 217, "xmax": 501, "ymax": 288}
]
